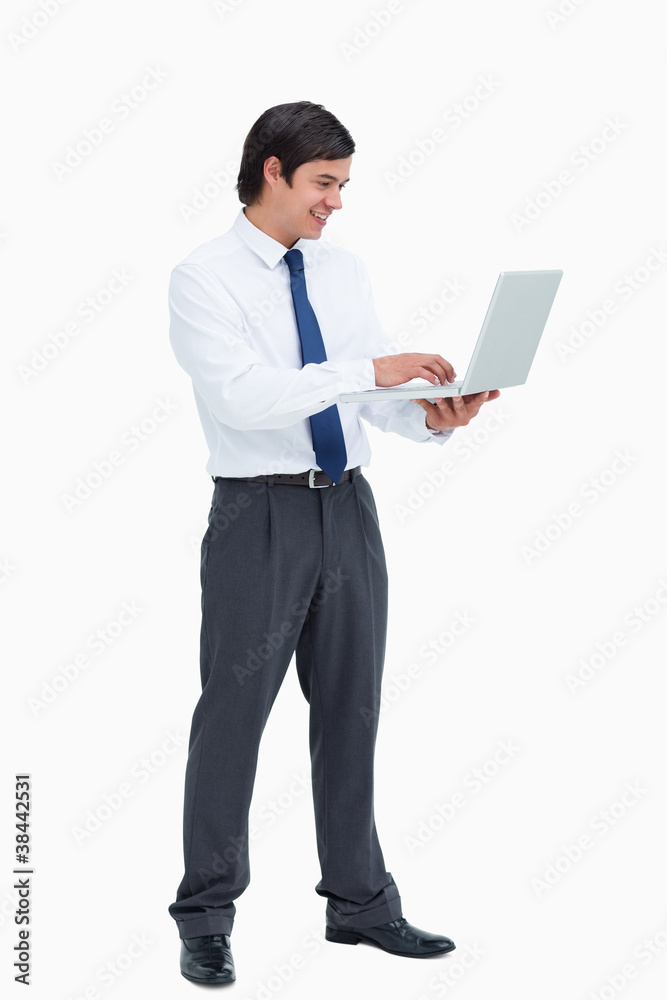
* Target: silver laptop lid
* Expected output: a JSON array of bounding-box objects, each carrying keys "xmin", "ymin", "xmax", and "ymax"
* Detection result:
[{"xmin": 459, "ymin": 269, "xmax": 563, "ymax": 395}]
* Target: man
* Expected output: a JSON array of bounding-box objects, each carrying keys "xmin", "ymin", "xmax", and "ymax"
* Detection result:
[{"xmin": 168, "ymin": 101, "xmax": 499, "ymax": 985}]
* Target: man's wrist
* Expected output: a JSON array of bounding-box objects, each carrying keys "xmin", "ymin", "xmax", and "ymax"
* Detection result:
[{"xmin": 424, "ymin": 410, "xmax": 449, "ymax": 436}]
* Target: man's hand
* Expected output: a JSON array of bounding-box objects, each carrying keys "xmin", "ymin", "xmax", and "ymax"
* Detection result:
[
  {"xmin": 412, "ymin": 390, "xmax": 501, "ymax": 431},
  {"xmin": 373, "ymin": 353, "xmax": 457, "ymax": 388}
]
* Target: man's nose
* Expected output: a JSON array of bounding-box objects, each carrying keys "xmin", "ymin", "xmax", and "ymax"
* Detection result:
[{"xmin": 324, "ymin": 188, "xmax": 343, "ymax": 211}]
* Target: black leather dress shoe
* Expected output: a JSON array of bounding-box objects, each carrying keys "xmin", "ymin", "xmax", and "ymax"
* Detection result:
[
  {"xmin": 180, "ymin": 934, "xmax": 235, "ymax": 985},
  {"xmin": 325, "ymin": 916, "xmax": 455, "ymax": 958}
]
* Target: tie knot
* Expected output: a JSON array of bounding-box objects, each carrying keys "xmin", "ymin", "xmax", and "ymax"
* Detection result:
[{"xmin": 284, "ymin": 248, "xmax": 304, "ymax": 274}]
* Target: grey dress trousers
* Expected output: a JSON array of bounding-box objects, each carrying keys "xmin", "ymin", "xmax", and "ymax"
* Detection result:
[{"xmin": 168, "ymin": 467, "xmax": 403, "ymax": 938}]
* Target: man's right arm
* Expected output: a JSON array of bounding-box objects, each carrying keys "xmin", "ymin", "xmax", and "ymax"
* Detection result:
[
  {"xmin": 169, "ymin": 262, "xmax": 458, "ymax": 432},
  {"xmin": 168, "ymin": 263, "xmax": 375, "ymax": 431}
]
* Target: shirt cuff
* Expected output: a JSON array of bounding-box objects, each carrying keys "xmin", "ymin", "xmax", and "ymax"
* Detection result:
[{"xmin": 349, "ymin": 357, "xmax": 376, "ymax": 391}]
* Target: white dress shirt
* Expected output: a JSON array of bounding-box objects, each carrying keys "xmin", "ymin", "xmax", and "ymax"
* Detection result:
[{"xmin": 169, "ymin": 208, "xmax": 452, "ymax": 477}]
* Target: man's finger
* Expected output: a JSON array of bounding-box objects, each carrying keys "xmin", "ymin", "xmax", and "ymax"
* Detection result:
[
  {"xmin": 462, "ymin": 390, "xmax": 491, "ymax": 403},
  {"xmin": 432, "ymin": 359, "xmax": 456, "ymax": 385}
]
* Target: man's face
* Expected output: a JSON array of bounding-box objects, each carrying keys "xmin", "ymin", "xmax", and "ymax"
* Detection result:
[{"xmin": 267, "ymin": 157, "xmax": 352, "ymax": 247}]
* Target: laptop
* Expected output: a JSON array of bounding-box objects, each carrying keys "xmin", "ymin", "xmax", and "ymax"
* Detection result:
[{"xmin": 339, "ymin": 269, "xmax": 563, "ymax": 402}]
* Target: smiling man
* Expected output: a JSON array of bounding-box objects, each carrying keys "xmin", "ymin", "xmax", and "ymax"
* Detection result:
[{"xmin": 168, "ymin": 101, "xmax": 498, "ymax": 985}]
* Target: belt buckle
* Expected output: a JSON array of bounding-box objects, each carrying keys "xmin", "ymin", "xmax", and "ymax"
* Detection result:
[{"xmin": 308, "ymin": 469, "xmax": 331, "ymax": 488}]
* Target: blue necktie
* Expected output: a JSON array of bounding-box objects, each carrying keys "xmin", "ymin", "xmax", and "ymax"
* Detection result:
[{"xmin": 284, "ymin": 248, "xmax": 348, "ymax": 484}]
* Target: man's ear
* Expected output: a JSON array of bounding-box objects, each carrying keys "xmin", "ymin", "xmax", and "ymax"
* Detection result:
[{"xmin": 263, "ymin": 156, "xmax": 283, "ymax": 191}]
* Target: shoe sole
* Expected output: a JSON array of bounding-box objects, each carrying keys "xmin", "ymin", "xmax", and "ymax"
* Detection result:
[
  {"xmin": 181, "ymin": 970, "xmax": 236, "ymax": 985},
  {"xmin": 325, "ymin": 926, "xmax": 456, "ymax": 958}
]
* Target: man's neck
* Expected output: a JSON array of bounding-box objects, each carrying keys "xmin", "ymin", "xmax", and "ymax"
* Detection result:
[{"xmin": 243, "ymin": 206, "xmax": 298, "ymax": 250}]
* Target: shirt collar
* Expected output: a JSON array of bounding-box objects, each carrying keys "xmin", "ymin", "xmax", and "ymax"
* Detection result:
[{"xmin": 233, "ymin": 208, "xmax": 311, "ymax": 270}]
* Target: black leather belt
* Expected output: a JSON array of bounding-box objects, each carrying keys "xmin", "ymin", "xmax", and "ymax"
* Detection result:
[{"xmin": 213, "ymin": 467, "xmax": 361, "ymax": 488}]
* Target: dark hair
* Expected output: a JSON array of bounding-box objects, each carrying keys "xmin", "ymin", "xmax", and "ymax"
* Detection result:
[{"xmin": 236, "ymin": 101, "xmax": 355, "ymax": 206}]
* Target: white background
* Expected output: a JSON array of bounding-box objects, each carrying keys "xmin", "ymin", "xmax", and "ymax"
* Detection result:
[{"xmin": 2, "ymin": 0, "xmax": 666, "ymax": 998}]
